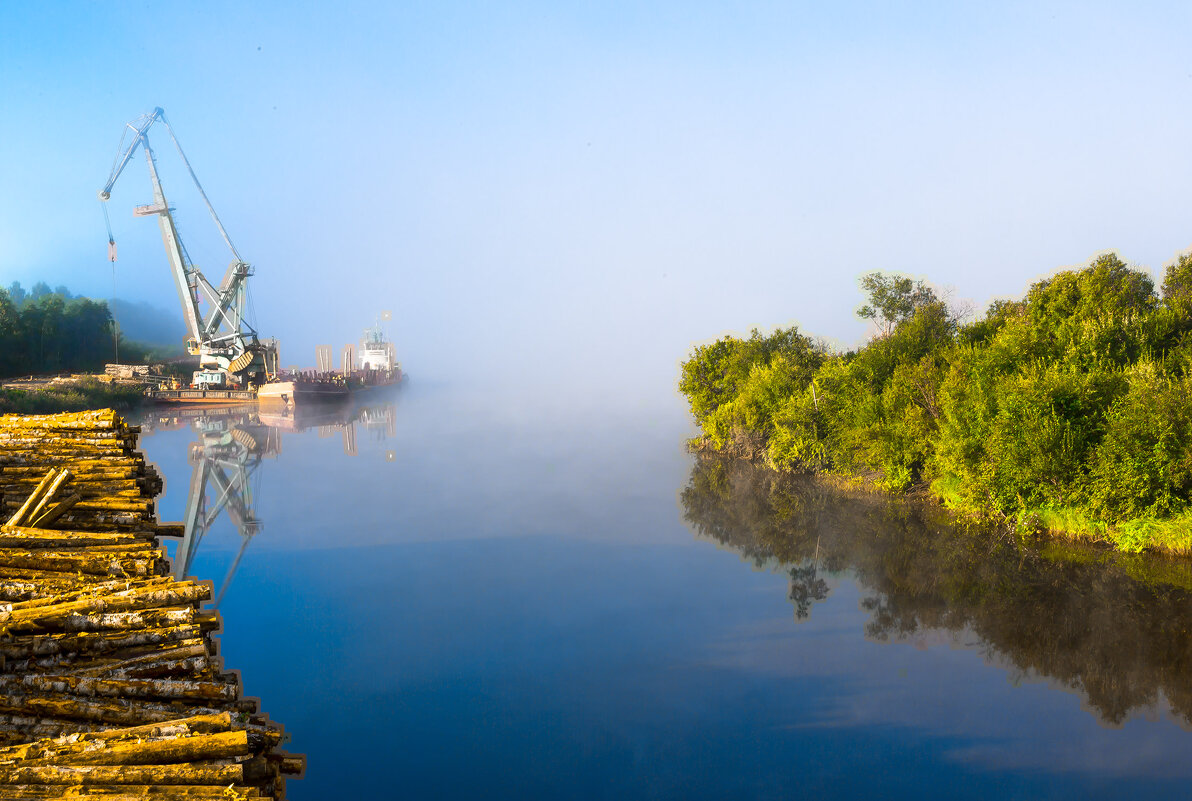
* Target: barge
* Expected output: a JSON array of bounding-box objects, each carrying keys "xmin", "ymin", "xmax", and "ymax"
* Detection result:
[{"xmin": 145, "ymin": 322, "xmax": 403, "ymax": 406}]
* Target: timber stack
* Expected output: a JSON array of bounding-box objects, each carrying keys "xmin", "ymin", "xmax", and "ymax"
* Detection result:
[{"xmin": 0, "ymin": 409, "xmax": 302, "ymax": 799}]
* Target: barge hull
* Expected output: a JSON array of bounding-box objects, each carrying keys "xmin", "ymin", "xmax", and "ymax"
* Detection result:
[{"xmin": 146, "ymin": 388, "xmax": 259, "ymax": 404}]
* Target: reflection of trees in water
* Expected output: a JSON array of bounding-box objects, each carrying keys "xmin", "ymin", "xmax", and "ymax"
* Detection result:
[
  {"xmin": 681, "ymin": 456, "xmax": 1192, "ymax": 727},
  {"xmin": 787, "ymin": 563, "xmax": 829, "ymax": 620}
]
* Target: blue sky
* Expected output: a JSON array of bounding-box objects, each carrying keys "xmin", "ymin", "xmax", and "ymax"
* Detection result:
[{"xmin": 3, "ymin": 1, "xmax": 1191, "ymax": 406}]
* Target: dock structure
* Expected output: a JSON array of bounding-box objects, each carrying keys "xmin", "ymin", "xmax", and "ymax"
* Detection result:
[{"xmin": 0, "ymin": 410, "xmax": 302, "ymax": 799}]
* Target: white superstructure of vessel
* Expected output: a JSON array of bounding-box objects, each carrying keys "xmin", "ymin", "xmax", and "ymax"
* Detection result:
[{"xmin": 358, "ymin": 315, "xmax": 400, "ymax": 379}]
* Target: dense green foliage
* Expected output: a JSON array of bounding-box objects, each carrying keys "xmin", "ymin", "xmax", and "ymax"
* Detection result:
[
  {"xmin": 679, "ymin": 253, "xmax": 1192, "ymax": 553},
  {"xmin": 0, "ymin": 282, "xmax": 166, "ymax": 378}
]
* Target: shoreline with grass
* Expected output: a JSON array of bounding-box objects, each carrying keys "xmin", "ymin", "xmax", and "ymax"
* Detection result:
[
  {"xmin": 0, "ymin": 377, "xmax": 147, "ymax": 415},
  {"xmin": 679, "ymin": 252, "xmax": 1192, "ymax": 556}
]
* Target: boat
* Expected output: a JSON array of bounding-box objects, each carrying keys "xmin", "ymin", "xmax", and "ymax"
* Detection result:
[
  {"xmin": 257, "ymin": 374, "xmax": 352, "ymax": 405},
  {"xmin": 146, "ymin": 317, "xmax": 403, "ymax": 406},
  {"xmin": 144, "ymin": 386, "xmax": 260, "ymax": 404},
  {"xmin": 354, "ymin": 320, "xmax": 404, "ymax": 389}
]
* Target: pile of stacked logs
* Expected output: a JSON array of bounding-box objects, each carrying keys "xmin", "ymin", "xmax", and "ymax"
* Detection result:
[
  {"xmin": 0, "ymin": 411, "xmax": 176, "ymax": 539},
  {"xmin": 0, "ymin": 410, "xmax": 302, "ymax": 799}
]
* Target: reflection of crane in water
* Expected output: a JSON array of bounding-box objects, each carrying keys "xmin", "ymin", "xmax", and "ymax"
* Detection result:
[
  {"xmin": 175, "ymin": 415, "xmax": 276, "ymax": 608},
  {"xmin": 160, "ymin": 401, "xmax": 398, "ymax": 607}
]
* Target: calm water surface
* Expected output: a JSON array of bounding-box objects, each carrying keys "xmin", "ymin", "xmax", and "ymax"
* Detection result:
[{"xmin": 134, "ymin": 382, "xmax": 1192, "ymax": 800}]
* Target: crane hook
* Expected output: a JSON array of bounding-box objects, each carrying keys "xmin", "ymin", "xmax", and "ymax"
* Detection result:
[{"xmin": 101, "ymin": 196, "xmax": 117, "ymax": 262}]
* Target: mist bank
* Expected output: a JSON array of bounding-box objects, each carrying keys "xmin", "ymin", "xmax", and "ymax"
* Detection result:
[{"xmin": 678, "ymin": 253, "xmax": 1192, "ymax": 555}]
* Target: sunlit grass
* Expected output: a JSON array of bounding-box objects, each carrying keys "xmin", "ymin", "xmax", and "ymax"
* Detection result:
[
  {"xmin": 928, "ymin": 473, "xmax": 1192, "ymax": 557},
  {"xmin": 0, "ymin": 378, "xmax": 145, "ymax": 414}
]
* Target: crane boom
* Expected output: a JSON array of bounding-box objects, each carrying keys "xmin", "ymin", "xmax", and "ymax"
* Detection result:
[
  {"xmin": 99, "ymin": 108, "xmax": 275, "ymax": 390},
  {"xmin": 137, "ymin": 127, "xmax": 203, "ymax": 343}
]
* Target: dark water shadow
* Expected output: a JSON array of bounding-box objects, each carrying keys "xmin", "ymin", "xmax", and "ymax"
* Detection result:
[{"xmin": 680, "ymin": 455, "xmax": 1192, "ymax": 728}]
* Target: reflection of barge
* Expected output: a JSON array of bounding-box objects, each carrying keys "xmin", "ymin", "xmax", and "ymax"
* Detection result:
[{"xmin": 135, "ymin": 399, "xmax": 398, "ymax": 604}]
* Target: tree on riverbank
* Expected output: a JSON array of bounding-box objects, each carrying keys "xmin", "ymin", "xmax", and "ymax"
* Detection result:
[
  {"xmin": 0, "ymin": 283, "xmax": 172, "ymax": 378},
  {"xmin": 678, "ymin": 253, "xmax": 1192, "ymax": 554}
]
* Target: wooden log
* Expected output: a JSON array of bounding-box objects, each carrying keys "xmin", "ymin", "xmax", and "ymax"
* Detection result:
[
  {"xmin": 62, "ymin": 608, "xmax": 198, "ymax": 633},
  {"xmin": 0, "ymin": 762, "xmax": 243, "ymax": 785},
  {"xmin": 5, "ymin": 674, "xmax": 238, "ymax": 704},
  {"xmin": 7, "ymin": 735, "xmax": 259, "ymax": 771},
  {"xmin": 0, "ymin": 638, "xmax": 206, "ymax": 678},
  {"xmin": 22, "ymin": 468, "xmax": 74, "ymax": 528},
  {"xmin": 29, "ymin": 493, "xmax": 83, "ymax": 529},
  {"xmin": 6, "ymin": 469, "xmax": 61, "ymax": 528},
  {"xmin": 51, "ymin": 512, "xmax": 152, "ymax": 531},
  {"xmin": 0, "ymin": 456, "xmax": 132, "ymax": 468},
  {"xmin": 0, "ymin": 551, "xmax": 163, "ymax": 577},
  {"xmin": 0, "ymin": 479, "xmax": 141, "ymax": 494},
  {"xmin": 0, "ymin": 527, "xmax": 146, "ymax": 548},
  {"xmin": 32, "ymin": 729, "xmax": 253, "ymax": 767},
  {"xmin": 64, "ymin": 643, "xmax": 209, "ymax": 679},
  {"xmin": 5, "ymin": 577, "xmax": 173, "ymax": 612},
  {"xmin": 0, "ymin": 435, "xmax": 122, "ymax": 444},
  {"xmin": 1, "ymin": 465, "xmax": 138, "ymax": 479},
  {"xmin": 0, "ymin": 712, "xmax": 234, "ymax": 759},
  {"xmin": 0, "ymin": 787, "xmax": 263, "ymax": 800},
  {"xmin": 0, "ymin": 714, "xmax": 101, "ymax": 741},
  {"xmin": 153, "ymin": 523, "xmax": 185, "ymax": 539},
  {"xmin": 279, "ymin": 756, "xmax": 304, "ymax": 775},
  {"xmin": 0, "ymin": 410, "xmax": 120, "ymax": 428},
  {"xmin": 0, "ymin": 690, "xmax": 233, "ymax": 726},
  {"xmin": 72, "ymin": 499, "xmax": 153, "ymax": 514},
  {"xmin": 0, "ymin": 624, "xmax": 204, "ymax": 663},
  {"xmin": 0, "ymin": 582, "xmax": 211, "ymax": 632},
  {"xmin": 0, "ymin": 459, "xmax": 138, "ymax": 472}
]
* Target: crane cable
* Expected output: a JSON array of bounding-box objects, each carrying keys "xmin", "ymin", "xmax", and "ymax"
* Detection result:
[
  {"xmin": 100, "ymin": 199, "xmax": 120, "ymax": 364},
  {"xmin": 101, "ymin": 129, "xmax": 125, "ymax": 365},
  {"xmin": 101, "ymin": 200, "xmax": 116, "ymax": 261},
  {"xmin": 158, "ymin": 111, "xmax": 242, "ymax": 263},
  {"xmin": 100, "ymin": 126, "xmax": 132, "ymax": 263}
]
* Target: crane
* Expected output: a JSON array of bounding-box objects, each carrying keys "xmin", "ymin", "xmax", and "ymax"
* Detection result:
[{"xmin": 99, "ymin": 107, "xmax": 278, "ymax": 390}]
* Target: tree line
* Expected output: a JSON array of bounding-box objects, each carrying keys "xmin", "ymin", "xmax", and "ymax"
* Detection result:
[
  {"xmin": 0, "ymin": 282, "xmax": 166, "ymax": 378},
  {"xmin": 678, "ymin": 253, "xmax": 1192, "ymax": 554}
]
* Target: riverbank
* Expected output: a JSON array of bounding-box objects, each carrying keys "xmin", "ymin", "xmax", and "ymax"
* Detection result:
[
  {"xmin": 692, "ymin": 431, "xmax": 1192, "ymax": 557},
  {"xmin": 0, "ymin": 377, "xmax": 146, "ymax": 414},
  {"xmin": 679, "ymin": 253, "xmax": 1192, "ymax": 556}
]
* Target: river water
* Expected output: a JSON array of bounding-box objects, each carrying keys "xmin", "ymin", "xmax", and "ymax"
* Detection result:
[{"xmin": 133, "ymin": 382, "xmax": 1192, "ymax": 800}]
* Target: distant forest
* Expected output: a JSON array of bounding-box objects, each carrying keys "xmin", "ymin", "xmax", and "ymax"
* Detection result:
[{"xmin": 0, "ymin": 281, "xmax": 181, "ymax": 378}]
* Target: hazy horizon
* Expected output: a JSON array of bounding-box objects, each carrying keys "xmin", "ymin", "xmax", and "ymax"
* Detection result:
[{"xmin": 4, "ymin": 2, "xmax": 1192, "ymax": 407}]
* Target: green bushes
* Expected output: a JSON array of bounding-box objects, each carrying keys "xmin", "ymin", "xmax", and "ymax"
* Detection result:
[
  {"xmin": 704, "ymin": 354, "xmax": 815, "ymax": 449},
  {"xmin": 679, "ymin": 252, "xmax": 1192, "ymax": 553},
  {"xmin": 940, "ymin": 363, "xmax": 1126, "ymax": 511},
  {"xmin": 810, "ymin": 302, "xmax": 954, "ymax": 489},
  {"xmin": 679, "ymin": 326, "xmax": 824, "ymax": 447},
  {"xmin": 1085, "ymin": 366, "xmax": 1192, "ymax": 520}
]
